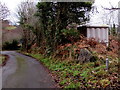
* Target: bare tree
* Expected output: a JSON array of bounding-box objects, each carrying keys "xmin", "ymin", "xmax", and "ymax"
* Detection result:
[
  {"xmin": 17, "ymin": 0, "xmax": 41, "ymax": 51},
  {"xmin": 101, "ymin": 2, "xmax": 120, "ymax": 35},
  {"xmin": 0, "ymin": 2, "xmax": 10, "ymax": 20}
]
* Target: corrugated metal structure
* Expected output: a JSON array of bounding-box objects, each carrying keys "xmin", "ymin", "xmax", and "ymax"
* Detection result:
[{"xmin": 77, "ymin": 26, "xmax": 109, "ymax": 46}]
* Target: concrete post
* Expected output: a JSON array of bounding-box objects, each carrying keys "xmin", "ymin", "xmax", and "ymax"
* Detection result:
[{"xmin": 106, "ymin": 58, "xmax": 109, "ymax": 71}]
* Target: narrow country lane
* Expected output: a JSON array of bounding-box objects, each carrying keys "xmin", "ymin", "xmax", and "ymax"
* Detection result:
[{"xmin": 1, "ymin": 51, "xmax": 56, "ymax": 88}]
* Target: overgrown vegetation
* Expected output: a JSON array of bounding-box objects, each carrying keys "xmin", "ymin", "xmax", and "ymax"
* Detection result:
[
  {"xmin": 24, "ymin": 52, "xmax": 119, "ymax": 88},
  {"xmin": 24, "ymin": 34, "xmax": 119, "ymax": 88},
  {"xmin": 18, "ymin": 1, "xmax": 92, "ymax": 54},
  {"xmin": 17, "ymin": 1, "xmax": 119, "ymax": 89},
  {"xmin": 29, "ymin": 35, "xmax": 119, "ymax": 61}
]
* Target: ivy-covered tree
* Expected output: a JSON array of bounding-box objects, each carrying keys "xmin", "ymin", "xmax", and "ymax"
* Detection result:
[{"xmin": 36, "ymin": 2, "xmax": 93, "ymax": 55}]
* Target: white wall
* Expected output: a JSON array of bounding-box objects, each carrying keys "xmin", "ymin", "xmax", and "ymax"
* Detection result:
[{"xmin": 87, "ymin": 27, "xmax": 109, "ymax": 46}]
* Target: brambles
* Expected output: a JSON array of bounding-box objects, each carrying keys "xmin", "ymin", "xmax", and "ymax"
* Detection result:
[
  {"xmin": 29, "ymin": 34, "xmax": 119, "ymax": 65},
  {"xmin": 53, "ymin": 34, "xmax": 119, "ymax": 62},
  {"xmin": 86, "ymin": 38, "xmax": 98, "ymax": 48},
  {"xmin": 24, "ymin": 34, "xmax": 119, "ymax": 88}
]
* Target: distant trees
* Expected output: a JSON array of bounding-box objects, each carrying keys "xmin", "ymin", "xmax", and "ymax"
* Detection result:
[
  {"xmin": 17, "ymin": 1, "xmax": 39, "ymax": 51},
  {"xmin": 101, "ymin": 2, "xmax": 120, "ymax": 35},
  {"xmin": 0, "ymin": 2, "xmax": 10, "ymax": 20}
]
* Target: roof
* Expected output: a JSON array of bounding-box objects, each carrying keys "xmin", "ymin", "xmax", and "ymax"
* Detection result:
[
  {"xmin": 77, "ymin": 25, "xmax": 109, "ymax": 28},
  {"xmin": 86, "ymin": 26, "xmax": 109, "ymax": 28}
]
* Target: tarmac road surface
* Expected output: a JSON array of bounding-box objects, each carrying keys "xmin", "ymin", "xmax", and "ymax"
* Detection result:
[{"xmin": 1, "ymin": 51, "xmax": 56, "ymax": 88}]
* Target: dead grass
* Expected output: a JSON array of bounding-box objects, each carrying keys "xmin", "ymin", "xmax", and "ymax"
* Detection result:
[{"xmin": 53, "ymin": 35, "xmax": 119, "ymax": 60}]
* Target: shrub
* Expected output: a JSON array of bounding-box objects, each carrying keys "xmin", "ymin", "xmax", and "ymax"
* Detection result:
[
  {"xmin": 61, "ymin": 29, "xmax": 80, "ymax": 43},
  {"xmin": 86, "ymin": 38, "xmax": 98, "ymax": 48},
  {"xmin": 2, "ymin": 40, "xmax": 20, "ymax": 50}
]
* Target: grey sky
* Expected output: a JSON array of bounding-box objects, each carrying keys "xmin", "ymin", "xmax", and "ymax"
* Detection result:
[
  {"xmin": 89, "ymin": 0, "xmax": 120, "ymax": 26},
  {"xmin": 1, "ymin": 0, "xmax": 21, "ymax": 23},
  {"xmin": 0, "ymin": 0, "xmax": 120, "ymax": 26}
]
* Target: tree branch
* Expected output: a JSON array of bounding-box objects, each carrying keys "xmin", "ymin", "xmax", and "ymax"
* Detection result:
[{"xmin": 104, "ymin": 8, "xmax": 120, "ymax": 10}]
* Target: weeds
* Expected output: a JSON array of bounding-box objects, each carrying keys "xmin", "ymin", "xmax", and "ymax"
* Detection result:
[
  {"xmin": 22, "ymin": 35, "xmax": 119, "ymax": 88},
  {"xmin": 24, "ymin": 52, "xmax": 119, "ymax": 88}
]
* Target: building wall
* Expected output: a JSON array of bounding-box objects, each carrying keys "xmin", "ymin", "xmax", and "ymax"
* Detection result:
[
  {"xmin": 2, "ymin": 20, "xmax": 9, "ymax": 29},
  {"xmin": 87, "ymin": 27, "xmax": 109, "ymax": 46},
  {"xmin": 2, "ymin": 20, "xmax": 22, "ymax": 44}
]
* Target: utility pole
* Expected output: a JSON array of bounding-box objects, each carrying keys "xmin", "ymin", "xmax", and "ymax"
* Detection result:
[{"xmin": 118, "ymin": 1, "xmax": 120, "ymax": 34}]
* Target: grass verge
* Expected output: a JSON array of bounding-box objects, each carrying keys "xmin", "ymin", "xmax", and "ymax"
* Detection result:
[
  {"xmin": 0, "ymin": 54, "xmax": 9, "ymax": 66},
  {"xmin": 23, "ymin": 52, "xmax": 119, "ymax": 89}
]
